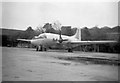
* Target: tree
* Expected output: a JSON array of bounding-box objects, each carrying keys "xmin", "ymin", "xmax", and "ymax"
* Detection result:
[
  {"xmin": 81, "ymin": 27, "xmax": 91, "ymax": 40},
  {"xmin": 89, "ymin": 26, "xmax": 107, "ymax": 40},
  {"xmin": 43, "ymin": 23, "xmax": 54, "ymax": 33},
  {"xmin": 35, "ymin": 26, "xmax": 44, "ymax": 34},
  {"xmin": 52, "ymin": 20, "xmax": 61, "ymax": 30},
  {"xmin": 2, "ymin": 35, "xmax": 9, "ymax": 46},
  {"xmin": 71, "ymin": 28, "xmax": 77, "ymax": 36},
  {"xmin": 61, "ymin": 26, "xmax": 72, "ymax": 36}
]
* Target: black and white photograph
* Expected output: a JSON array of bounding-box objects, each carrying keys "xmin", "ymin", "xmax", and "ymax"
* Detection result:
[{"xmin": 0, "ymin": 0, "xmax": 120, "ymax": 82}]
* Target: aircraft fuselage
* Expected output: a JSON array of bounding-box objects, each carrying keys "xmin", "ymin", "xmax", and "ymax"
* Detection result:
[{"xmin": 31, "ymin": 33, "xmax": 77, "ymax": 48}]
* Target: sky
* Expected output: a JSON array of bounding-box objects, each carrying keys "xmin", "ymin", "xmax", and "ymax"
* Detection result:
[{"xmin": 1, "ymin": 0, "xmax": 119, "ymax": 30}]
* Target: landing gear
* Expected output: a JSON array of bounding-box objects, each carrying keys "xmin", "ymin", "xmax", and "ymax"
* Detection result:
[
  {"xmin": 68, "ymin": 48, "xmax": 73, "ymax": 52},
  {"xmin": 43, "ymin": 47, "xmax": 47, "ymax": 51},
  {"xmin": 39, "ymin": 45, "xmax": 43, "ymax": 51},
  {"xmin": 36, "ymin": 45, "xmax": 47, "ymax": 51},
  {"xmin": 36, "ymin": 46, "xmax": 39, "ymax": 51}
]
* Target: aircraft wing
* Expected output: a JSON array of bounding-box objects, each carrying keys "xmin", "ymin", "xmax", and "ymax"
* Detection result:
[
  {"xmin": 17, "ymin": 39, "xmax": 31, "ymax": 42},
  {"xmin": 70, "ymin": 40, "xmax": 117, "ymax": 44}
]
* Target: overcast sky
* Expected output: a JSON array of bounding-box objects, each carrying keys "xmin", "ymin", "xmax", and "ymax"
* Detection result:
[{"xmin": 1, "ymin": 0, "xmax": 118, "ymax": 30}]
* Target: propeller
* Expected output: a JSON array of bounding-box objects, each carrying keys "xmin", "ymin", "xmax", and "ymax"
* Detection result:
[
  {"xmin": 58, "ymin": 30, "xmax": 68, "ymax": 43},
  {"xmin": 58, "ymin": 30, "xmax": 63, "ymax": 43},
  {"xmin": 52, "ymin": 20, "xmax": 68, "ymax": 43}
]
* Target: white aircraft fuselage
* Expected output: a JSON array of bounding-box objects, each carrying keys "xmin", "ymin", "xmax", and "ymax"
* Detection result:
[{"xmin": 31, "ymin": 33, "xmax": 78, "ymax": 49}]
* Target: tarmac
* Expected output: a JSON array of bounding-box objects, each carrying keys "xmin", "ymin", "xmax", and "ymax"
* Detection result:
[{"xmin": 2, "ymin": 47, "xmax": 119, "ymax": 81}]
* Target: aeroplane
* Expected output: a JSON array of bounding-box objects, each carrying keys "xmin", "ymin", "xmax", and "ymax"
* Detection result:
[{"xmin": 17, "ymin": 28, "xmax": 117, "ymax": 52}]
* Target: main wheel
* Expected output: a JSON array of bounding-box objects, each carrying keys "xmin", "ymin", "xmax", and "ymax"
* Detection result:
[
  {"xmin": 43, "ymin": 48, "xmax": 47, "ymax": 51},
  {"xmin": 39, "ymin": 45, "xmax": 43, "ymax": 51},
  {"xmin": 36, "ymin": 47, "xmax": 39, "ymax": 51},
  {"xmin": 68, "ymin": 48, "xmax": 73, "ymax": 52}
]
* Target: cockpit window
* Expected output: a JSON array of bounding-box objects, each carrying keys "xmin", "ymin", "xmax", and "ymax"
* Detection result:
[
  {"xmin": 39, "ymin": 34, "xmax": 47, "ymax": 38},
  {"xmin": 33, "ymin": 34, "xmax": 47, "ymax": 39}
]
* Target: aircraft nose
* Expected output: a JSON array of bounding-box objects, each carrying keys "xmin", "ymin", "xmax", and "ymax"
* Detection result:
[
  {"xmin": 31, "ymin": 39, "xmax": 43, "ymax": 45},
  {"xmin": 31, "ymin": 40, "xmax": 36, "ymax": 45}
]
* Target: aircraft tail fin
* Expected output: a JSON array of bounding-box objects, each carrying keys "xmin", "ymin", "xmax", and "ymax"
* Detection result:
[{"xmin": 72, "ymin": 28, "xmax": 81, "ymax": 41}]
